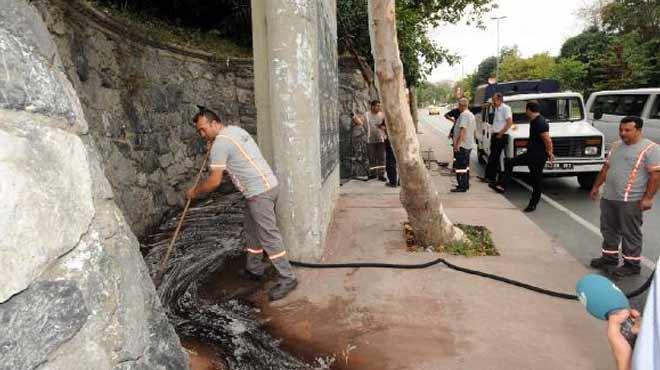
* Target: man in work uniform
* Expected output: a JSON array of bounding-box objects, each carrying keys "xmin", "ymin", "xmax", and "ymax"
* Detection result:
[
  {"xmin": 451, "ymin": 98, "xmax": 476, "ymax": 192},
  {"xmin": 353, "ymin": 100, "xmax": 387, "ymax": 181},
  {"xmin": 492, "ymin": 101, "xmax": 554, "ymax": 212},
  {"xmin": 185, "ymin": 108, "xmax": 298, "ymax": 301},
  {"xmin": 479, "ymin": 93, "xmax": 513, "ymax": 184},
  {"xmin": 589, "ymin": 116, "xmax": 660, "ymax": 278}
]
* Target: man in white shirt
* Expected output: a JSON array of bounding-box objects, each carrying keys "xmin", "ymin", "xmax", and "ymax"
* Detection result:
[{"xmin": 480, "ymin": 93, "xmax": 513, "ymax": 184}]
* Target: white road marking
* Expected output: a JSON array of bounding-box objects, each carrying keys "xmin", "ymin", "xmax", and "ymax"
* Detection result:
[{"xmin": 512, "ymin": 178, "xmax": 656, "ymax": 270}]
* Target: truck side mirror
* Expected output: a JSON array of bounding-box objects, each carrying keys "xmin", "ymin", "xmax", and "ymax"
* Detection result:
[{"xmin": 593, "ymin": 109, "xmax": 603, "ymax": 120}]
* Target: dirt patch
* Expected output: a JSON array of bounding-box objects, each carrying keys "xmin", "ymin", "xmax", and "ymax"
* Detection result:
[
  {"xmin": 259, "ymin": 297, "xmax": 388, "ymax": 370},
  {"xmin": 405, "ymin": 222, "xmax": 499, "ymax": 257},
  {"xmin": 183, "ymin": 339, "xmax": 227, "ymax": 370}
]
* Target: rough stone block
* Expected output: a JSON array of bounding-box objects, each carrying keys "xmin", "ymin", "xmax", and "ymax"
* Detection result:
[
  {"xmin": 0, "ymin": 114, "xmax": 94, "ymax": 303},
  {"xmin": 0, "ymin": 281, "xmax": 89, "ymax": 370}
]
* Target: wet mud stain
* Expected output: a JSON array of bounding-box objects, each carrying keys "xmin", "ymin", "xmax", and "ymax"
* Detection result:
[{"xmin": 184, "ymin": 339, "xmax": 228, "ymax": 370}]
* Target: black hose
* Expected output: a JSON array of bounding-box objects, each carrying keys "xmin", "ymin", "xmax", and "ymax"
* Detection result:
[{"xmin": 290, "ymin": 258, "xmax": 655, "ymax": 301}]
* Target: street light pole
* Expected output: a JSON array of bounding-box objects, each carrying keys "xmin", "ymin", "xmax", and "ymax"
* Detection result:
[{"xmin": 490, "ymin": 16, "xmax": 507, "ymax": 82}]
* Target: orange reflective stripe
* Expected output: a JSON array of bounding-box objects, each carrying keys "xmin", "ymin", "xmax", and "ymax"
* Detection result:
[
  {"xmin": 624, "ymin": 143, "xmax": 657, "ymax": 201},
  {"xmin": 268, "ymin": 251, "xmax": 287, "ymax": 260},
  {"xmin": 602, "ymin": 249, "xmax": 618, "ymax": 255},
  {"xmin": 623, "ymin": 255, "xmax": 642, "ymax": 261},
  {"xmin": 246, "ymin": 248, "xmax": 263, "ymax": 254},
  {"xmin": 216, "ymin": 135, "xmax": 271, "ymax": 191}
]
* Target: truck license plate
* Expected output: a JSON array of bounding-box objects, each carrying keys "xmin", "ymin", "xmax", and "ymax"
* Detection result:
[{"xmin": 546, "ymin": 163, "xmax": 573, "ymax": 170}]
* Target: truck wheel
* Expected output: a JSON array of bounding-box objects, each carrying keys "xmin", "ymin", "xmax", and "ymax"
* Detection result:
[{"xmin": 577, "ymin": 173, "xmax": 598, "ymax": 190}]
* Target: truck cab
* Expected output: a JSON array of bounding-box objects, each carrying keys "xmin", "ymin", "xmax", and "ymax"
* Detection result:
[{"xmin": 475, "ymin": 92, "xmax": 606, "ymax": 189}]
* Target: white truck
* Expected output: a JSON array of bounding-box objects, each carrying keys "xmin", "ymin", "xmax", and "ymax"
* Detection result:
[{"xmin": 475, "ymin": 89, "xmax": 606, "ymax": 189}]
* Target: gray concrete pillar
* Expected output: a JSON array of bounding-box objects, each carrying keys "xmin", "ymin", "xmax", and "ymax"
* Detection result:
[{"xmin": 252, "ymin": 0, "xmax": 338, "ymax": 261}]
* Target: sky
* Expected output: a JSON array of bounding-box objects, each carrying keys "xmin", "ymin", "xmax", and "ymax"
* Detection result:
[{"xmin": 427, "ymin": 0, "xmax": 590, "ymax": 83}]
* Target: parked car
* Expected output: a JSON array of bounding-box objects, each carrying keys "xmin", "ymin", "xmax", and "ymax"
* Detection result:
[
  {"xmin": 428, "ymin": 105, "xmax": 441, "ymax": 115},
  {"xmin": 476, "ymin": 91, "xmax": 606, "ymax": 189},
  {"xmin": 585, "ymin": 88, "xmax": 660, "ymax": 150}
]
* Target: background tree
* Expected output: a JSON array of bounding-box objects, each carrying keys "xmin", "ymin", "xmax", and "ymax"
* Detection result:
[
  {"xmin": 417, "ymin": 81, "xmax": 454, "ymax": 106},
  {"xmin": 552, "ymin": 58, "xmax": 588, "ymax": 92},
  {"xmin": 339, "ymin": 0, "xmax": 495, "ymax": 88}
]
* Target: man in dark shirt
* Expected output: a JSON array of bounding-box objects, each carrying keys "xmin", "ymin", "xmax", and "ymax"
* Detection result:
[
  {"xmin": 444, "ymin": 105, "xmax": 461, "ymax": 139},
  {"xmin": 490, "ymin": 101, "xmax": 554, "ymax": 212}
]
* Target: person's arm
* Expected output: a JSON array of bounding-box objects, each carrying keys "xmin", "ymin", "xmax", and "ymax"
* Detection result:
[
  {"xmin": 497, "ymin": 107, "xmax": 513, "ymax": 137},
  {"xmin": 607, "ymin": 309, "xmax": 641, "ymax": 370},
  {"xmin": 454, "ymin": 127, "xmax": 465, "ymax": 151},
  {"xmin": 186, "ymin": 168, "xmax": 223, "ymax": 200},
  {"xmin": 640, "ymin": 149, "xmax": 660, "ymax": 210},
  {"xmin": 540, "ymin": 132, "xmax": 554, "ymax": 162},
  {"xmin": 352, "ymin": 112, "xmax": 363, "ymax": 126},
  {"xmin": 444, "ymin": 112, "xmax": 456, "ymax": 123},
  {"xmin": 640, "ymin": 171, "xmax": 660, "ymax": 211},
  {"xmin": 498, "ymin": 117, "xmax": 513, "ymax": 136},
  {"xmin": 590, "ymin": 162, "xmax": 610, "ymax": 200}
]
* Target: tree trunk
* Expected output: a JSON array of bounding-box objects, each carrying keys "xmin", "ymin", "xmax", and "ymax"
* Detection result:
[
  {"xmin": 409, "ymin": 85, "xmax": 419, "ymax": 133},
  {"xmin": 369, "ymin": 0, "xmax": 464, "ymax": 246}
]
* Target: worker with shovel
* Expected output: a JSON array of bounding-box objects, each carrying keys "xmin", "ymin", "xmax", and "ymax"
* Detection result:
[{"xmin": 185, "ymin": 108, "xmax": 298, "ymax": 301}]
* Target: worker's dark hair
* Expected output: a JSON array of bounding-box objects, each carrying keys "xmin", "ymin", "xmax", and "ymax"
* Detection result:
[
  {"xmin": 370, "ymin": 99, "xmax": 381, "ymax": 107},
  {"xmin": 525, "ymin": 101, "xmax": 540, "ymax": 113},
  {"xmin": 620, "ymin": 116, "xmax": 643, "ymax": 129},
  {"xmin": 493, "ymin": 92, "xmax": 504, "ymax": 100},
  {"xmin": 193, "ymin": 106, "xmax": 222, "ymax": 124}
]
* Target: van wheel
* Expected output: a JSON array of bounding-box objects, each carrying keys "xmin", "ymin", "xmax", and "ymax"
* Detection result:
[
  {"xmin": 577, "ymin": 173, "xmax": 598, "ymax": 190},
  {"xmin": 477, "ymin": 149, "xmax": 487, "ymax": 165}
]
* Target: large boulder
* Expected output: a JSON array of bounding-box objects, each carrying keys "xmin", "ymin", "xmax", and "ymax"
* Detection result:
[{"xmin": 0, "ymin": 1, "xmax": 188, "ymax": 369}]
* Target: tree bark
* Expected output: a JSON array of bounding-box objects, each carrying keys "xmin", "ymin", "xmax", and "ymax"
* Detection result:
[
  {"xmin": 409, "ymin": 85, "xmax": 419, "ymax": 133},
  {"xmin": 369, "ymin": 0, "xmax": 464, "ymax": 246}
]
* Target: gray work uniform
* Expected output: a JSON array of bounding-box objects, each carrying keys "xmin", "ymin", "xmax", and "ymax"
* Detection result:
[
  {"xmin": 452, "ymin": 110, "xmax": 476, "ymax": 190},
  {"xmin": 209, "ymin": 125, "xmax": 296, "ymax": 280},
  {"xmin": 599, "ymin": 139, "xmax": 660, "ymax": 265}
]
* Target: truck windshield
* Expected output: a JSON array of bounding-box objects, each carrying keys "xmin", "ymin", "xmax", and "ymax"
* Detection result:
[{"xmin": 507, "ymin": 97, "xmax": 584, "ymax": 124}]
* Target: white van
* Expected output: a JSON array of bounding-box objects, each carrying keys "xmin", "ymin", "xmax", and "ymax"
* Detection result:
[
  {"xmin": 476, "ymin": 92, "xmax": 606, "ymax": 189},
  {"xmin": 585, "ymin": 88, "xmax": 660, "ymax": 150}
]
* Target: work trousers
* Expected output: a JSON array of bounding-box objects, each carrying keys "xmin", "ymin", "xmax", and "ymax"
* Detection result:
[
  {"xmin": 599, "ymin": 198, "xmax": 643, "ymax": 266},
  {"xmin": 368, "ymin": 142, "xmax": 386, "ymax": 178},
  {"xmin": 485, "ymin": 134, "xmax": 508, "ymax": 183},
  {"xmin": 454, "ymin": 147, "xmax": 471, "ymax": 190},
  {"xmin": 384, "ymin": 139, "xmax": 398, "ymax": 185},
  {"xmin": 503, "ymin": 152, "xmax": 546, "ymax": 207},
  {"xmin": 243, "ymin": 186, "xmax": 296, "ymax": 281}
]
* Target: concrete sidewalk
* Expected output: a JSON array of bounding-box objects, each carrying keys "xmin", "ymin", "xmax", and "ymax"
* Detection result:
[{"xmin": 261, "ymin": 120, "xmax": 612, "ymax": 369}]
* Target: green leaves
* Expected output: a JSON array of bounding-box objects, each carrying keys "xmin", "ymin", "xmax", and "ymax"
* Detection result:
[{"xmin": 338, "ymin": 0, "xmax": 495, "ymax": 87}]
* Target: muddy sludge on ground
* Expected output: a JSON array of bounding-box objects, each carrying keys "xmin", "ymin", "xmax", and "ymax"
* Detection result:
[{"xmin": 141, "ymin": 192, "xmax": 315, "ymax": 370}]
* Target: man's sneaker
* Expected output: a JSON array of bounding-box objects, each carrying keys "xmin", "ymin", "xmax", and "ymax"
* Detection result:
[
  {"xmin": 450, "ymin": 187, "xmax": 467, "ymax": 193},
  {"xmin": 268, "ymin": 278, "xmax": 298, "ymax": 301},
  {"xmin": 238, "ymin": 269, "xmax": 265, "ymax": 282},
  {"xmin": 523, "ymin": 204, "xmax": 537, "ymax": 213},
  {"xmin": 612, "ymin": 264, "xmax": 641, "ymax": 278},
  {"xmin": 589, "ymin": 256, "xmax": 618, "ymax": 270},
  {"xmin": 488, "ymin": 183, "xmax": 505, "ymax": 193}
]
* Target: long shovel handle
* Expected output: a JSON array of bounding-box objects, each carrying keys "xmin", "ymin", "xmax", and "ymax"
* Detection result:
[{"xmin": 154, "ymin": 149, "xmax": 211, "ymax": 288}]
